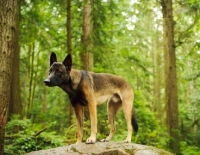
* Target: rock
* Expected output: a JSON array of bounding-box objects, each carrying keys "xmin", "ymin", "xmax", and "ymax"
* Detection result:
[{"xmin": 24, "ymin": 142, "xmax": 173, "ymax": 155}]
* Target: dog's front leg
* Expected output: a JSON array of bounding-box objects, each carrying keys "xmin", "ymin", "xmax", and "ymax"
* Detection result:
[
  {"xmin": 74, "ymin": 104, "xmax": 84, "ymax": 144},
  {"xmin": 86, "ymin": 102, "xmax": 97, "ymax": 144}
]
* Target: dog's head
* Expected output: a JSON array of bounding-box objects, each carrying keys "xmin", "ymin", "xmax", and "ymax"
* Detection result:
[{"xmin": 44, "ymin": 52, "xmax": 72, "ymax": 87}]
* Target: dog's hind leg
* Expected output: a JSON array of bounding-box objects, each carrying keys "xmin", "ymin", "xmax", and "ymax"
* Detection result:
[
  {"xmin": 101, "ymin": 94, "xmax": 122, "ymax": 142},
  {"xmin": 74, "ymin": 104, "xmax": 84, "ymax": 144}
]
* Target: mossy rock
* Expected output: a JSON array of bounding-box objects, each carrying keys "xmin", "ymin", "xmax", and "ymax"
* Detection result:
[{"xmin": 24, "ymin": 142, "xmax": 173, "ymax": 155}]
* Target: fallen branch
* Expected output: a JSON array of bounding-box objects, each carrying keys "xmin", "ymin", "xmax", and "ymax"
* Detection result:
[{"xmin": 32, "ymin": 127, "xmax": 48, "ymax": 137}]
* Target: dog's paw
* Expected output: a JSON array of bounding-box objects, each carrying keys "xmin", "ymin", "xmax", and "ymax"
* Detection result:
[
  {"xmin": 75, "ymin": 141, "xmax": 82, "ymax": 145},
  {"xmin": 85, "ymin": 137, "xmax": 96, "ymax": 144},
  {"xmin": 100, "ymin": 139, "xmax": 109, "ymax": 142},
  {"xmin": 124, "ymin": 139, "xmax": 131, "ymax": 143}
]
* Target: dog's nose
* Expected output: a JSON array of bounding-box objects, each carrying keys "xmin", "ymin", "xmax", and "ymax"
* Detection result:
[{"xmin": 44, "ymin": 79, "xmax": 50, "ymax": 85}]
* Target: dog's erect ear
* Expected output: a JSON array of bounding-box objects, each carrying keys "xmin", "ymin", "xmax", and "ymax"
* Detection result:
[
  {"xmin": 50, "ymin": 52, "xmax": 57, "ymax": 66},
  {"xmin": 63, "ymin": 54, "xmax": 72, "ymax": 71}
]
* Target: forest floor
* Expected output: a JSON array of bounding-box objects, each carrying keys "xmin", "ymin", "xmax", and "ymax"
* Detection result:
[{"xmin": 24, "ymin": 142, "xmax": 174, "ymax": 155}]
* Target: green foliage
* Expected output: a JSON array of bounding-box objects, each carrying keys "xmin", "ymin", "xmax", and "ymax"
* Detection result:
[
  {"xmin": 4, "ymin": 115, "xmax": 64, "ymax": 155},
  {"xmin": 180, "ymin": 141, "xmax": 200, "ymax": 155},
  {"xmin": 132, "ymin": 91, "xmax": 168, "ymax": 149},
  {"xmin": 10, "ymin": 0, "xmax": 200, "ymax": 154}
]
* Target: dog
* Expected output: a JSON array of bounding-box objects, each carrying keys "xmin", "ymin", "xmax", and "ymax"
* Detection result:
[{"xmin": 44, "ymin": 52, "xmax": 138, "ymax": 144}]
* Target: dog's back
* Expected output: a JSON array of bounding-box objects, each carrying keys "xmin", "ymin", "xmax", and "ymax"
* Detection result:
[{"xmin": 79, "ymin": 71, "xmax": 133, "ymax": 105}]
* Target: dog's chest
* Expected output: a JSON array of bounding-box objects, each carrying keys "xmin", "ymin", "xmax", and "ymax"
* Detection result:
[{"xmin": 68, "ymin": 89, "xmax": 88, "ymax": 107}]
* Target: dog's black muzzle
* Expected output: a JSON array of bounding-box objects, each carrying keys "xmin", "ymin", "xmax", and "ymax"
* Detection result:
[
  {"xmin": 44, "ymin": 76, "xmax": 63, "ymax": 87},
  {"xmin": 44, "ymin": 78, "xmax": 51, "ymax": 86}
]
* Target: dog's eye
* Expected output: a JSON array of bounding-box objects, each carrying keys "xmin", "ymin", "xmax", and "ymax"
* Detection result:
[{"xmin": 49, "ymin": 69, "xmax": 52, "ymax": 75}]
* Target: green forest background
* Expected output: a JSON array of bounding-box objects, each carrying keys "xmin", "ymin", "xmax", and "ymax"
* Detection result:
[{"xmin": 3, "ymin": 0, "xmax": 200, "ymax": 154}]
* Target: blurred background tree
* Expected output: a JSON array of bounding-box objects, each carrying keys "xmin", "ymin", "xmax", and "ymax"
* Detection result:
[{"xmin": 2, "ymin": 0, "xmax": 200, "ymax": 154}]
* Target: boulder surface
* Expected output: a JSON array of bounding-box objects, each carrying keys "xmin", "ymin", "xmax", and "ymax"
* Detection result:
[{"xmin": 24, "ymin": 142, "xmax": 173, "ymax": 155}]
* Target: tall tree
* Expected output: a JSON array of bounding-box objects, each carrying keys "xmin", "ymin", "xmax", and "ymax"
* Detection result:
[
  {"xmin": 0, "ymin": 0, "xmax": 20, "ymax": 154},
  {"xmin": 66, "ymin": 0, "xmax": 73, "ymax": 126},
  {"xmin": 9, "ymin": 0, "xmax": 22, "ymax": 119},
  {"xmin": 161, "ymin": 0, "xmax": 179, "ymax": 153},
  {"xmin": 82, "ymin": 0, "xmax": 93, "ymax": 71},
  {"xmin": 66, "ymin": 0, "xmax": 72, "ymax": 55},
  {"xmin": 81, "ymin": 0, "xmax": 93, "ymax": 121}
]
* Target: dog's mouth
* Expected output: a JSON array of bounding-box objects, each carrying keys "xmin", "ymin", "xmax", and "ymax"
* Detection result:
[
  {"xmin": 44, "ymin": 79, "xmax": 52, "ymax": 86},
  {"xmin": 44, "ymin": 78, "xmax": 60, "ymax": 87}
]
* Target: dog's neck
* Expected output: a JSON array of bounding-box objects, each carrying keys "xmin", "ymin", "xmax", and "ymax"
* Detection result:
[
  {"xmin": 59, "ymin": 69, "xmax": 82, "ymax": 93},
  {"xmin": 70, "ymin": 69, "xmax": 82, "ymax": 88}
]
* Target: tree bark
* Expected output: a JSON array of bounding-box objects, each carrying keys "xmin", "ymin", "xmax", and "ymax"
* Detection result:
[
  {"xmin": 81, "ymin": 0, "xmax": 93, "ymax": 120},
  {"xmin": 66, "ymin": 0, "xmax": 73, "ymax": 126},
  {"xmin": 8, "ymin": 0, "xmax": 22, "ymax": 119},
  {"xmin": 0, "ymin": 0, "xmax": 20, "ymax": 154},
  {"xmin": 66, "ymin": 0, "xmax": 72, "ymax": 55},
  {"xmin": 153, "ymin": 26, "xmax": 162, "ymax": 120},
  {"xmin": 161, "ymin": 0, "xmax": 179, "ymax": 153},
  {"xmin": 27, "ymin": 44, "xmax": 34, "ymax": 118},
  {"xmin": 82, "ymin": 0, "xmax": 93, "ymax": 71}
]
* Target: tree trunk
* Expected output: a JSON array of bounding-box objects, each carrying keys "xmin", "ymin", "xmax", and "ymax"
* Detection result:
[
  {"xmin": 66, "ymin": 0, "xmax": 73, "ymax": 126},
  {"xmin": 154, "ymin": 50, "xmax": 162, "ymax": 118},
  {"xmin": 161, "ymin": 0, "xmax": 179, "ymax": 153},
  {"xmin": 31, "ymin": 48, "xmax": 39, "ymax": 123},
  {"xmin": 81, "ymin": 0, "xmax": 93, "ymax": 120},
  {"xmin": 27, "ymin": 44, "xmax": 35, "ymax": 118},
  {"xmin": 82, "ymin": 0, "xmax": 93, "ymax": 71},
  {"xmin": 66, "ymin": 0, "xmax": 72, "ymax": 55},
  {"xmin": 153, "ymin": 26, "xmax": 162, "ymax": 120},
  {"xmin": 8, "ymin": 1, "xmax": 22, "ymax": 119},
  {"xmin": 82, "ymin": 0, "xmax": 93, "ymax": 120},
  {"xmin": 0, "ymin": 0, "xmax": 19, "ymax": 154}
]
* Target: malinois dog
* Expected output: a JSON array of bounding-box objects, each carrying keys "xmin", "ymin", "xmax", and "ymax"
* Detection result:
[{"xmin": 44, "ymin": 52, "xmax": 138, "ymax": 144}]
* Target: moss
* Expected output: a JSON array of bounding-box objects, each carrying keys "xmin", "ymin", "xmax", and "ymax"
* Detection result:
[
  {"xmin": 71, "ymin": 146, "xmax": 83, "ymax": 154},
  {"xmin": 125, "ymin": 149, "xmax": 134, "ymax": 155}
]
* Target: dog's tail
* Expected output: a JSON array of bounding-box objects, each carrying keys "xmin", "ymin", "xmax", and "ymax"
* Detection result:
[{"xmin": 132, "ymin": 108, "xmax": 138, "ymax": 132}]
